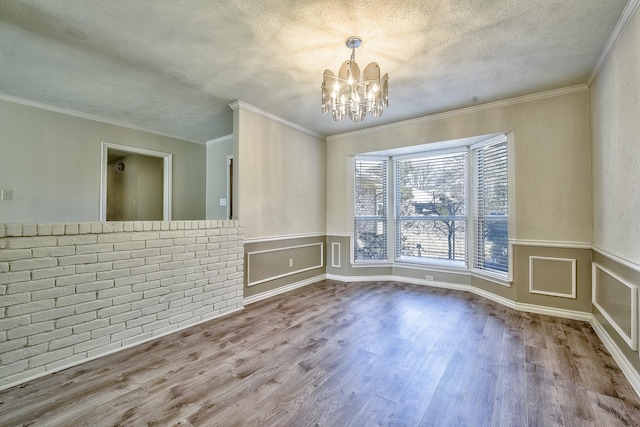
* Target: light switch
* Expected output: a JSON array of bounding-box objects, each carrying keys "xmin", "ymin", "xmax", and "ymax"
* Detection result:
[
  {"xmin": 1, "ymin": 189, "xmax": 12, "ymax": 201},
  {"xmin": 219, "ymin": 198, "xmax": 227, "ymax": 207}
]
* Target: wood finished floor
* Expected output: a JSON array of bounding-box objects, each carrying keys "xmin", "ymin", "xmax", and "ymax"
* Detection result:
[{"xmin": 1, "ymin": 280, "xmax": 640, "ymax": 427}]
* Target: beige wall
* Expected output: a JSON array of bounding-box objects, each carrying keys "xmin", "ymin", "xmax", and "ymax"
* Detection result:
[
  {"xmin": 326, "ymin": 89, "xmax": 593, "ymax": 244},
  {"xmin": 590, "ymin": 7, "xmax": 640, "ymax": 376},
  {"xmin": 230, "ymin": 103, "xmax": 327, "ymax": 297},
  {"xmin": 591, "ymin": 8, "xmax": 640, "ymax": 262},
  {"xmin": 206, "ymin": 135, "xmax": 233, "ymax": 220},
  {"xmin": 232, "ymin": 104, "xmax": 326, "ymax": 240},
  {"xmin": 0, "ymin": 100, "xmax": 206, "ymax": 223}
]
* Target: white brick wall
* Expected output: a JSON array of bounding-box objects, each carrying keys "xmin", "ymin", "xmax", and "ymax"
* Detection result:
[{"xmin": 0, "ymin": 220, "xmax": 244, "ymax": 389}]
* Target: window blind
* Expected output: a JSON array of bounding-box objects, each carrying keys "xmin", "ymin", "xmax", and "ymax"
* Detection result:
[
  {"xmin": 395, "ymin": 151, "xmax": 467, "ymax": 262},
  {"xmin": 354, "ymin": 158, "xmax": 388, "ymax": 261},
  {"xmin": 472, "ymin": 141, "xmax": 508, "ymax": 274}
]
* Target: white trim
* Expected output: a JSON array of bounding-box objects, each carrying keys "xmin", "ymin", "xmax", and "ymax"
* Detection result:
[
  {"xmin": 393, "ymin": 261, "xmax": 471, "ymax": 275},
  {"xmin": 0, "ymin": 93, "xmax": 205, "ymax": 145},
  {"xmin": 100, "ymin": 142, "xmax": 172, "ymax": 221},
  {"xmin": 325, "ymin": 274, "xmax": 591, "ymax": 321},
  {"xmin": 229, "ymin": 100, "xmax": 325, "ymax": 139},
  {"xmin": 206, "ymin": 134, "xmax": 233, "ymax": 145},
  {"xmin": 590, "ymin": 316, "xmax": 640, "ymax": 397},
  {"xmin": 510, "ymin": 239, "xmax": 592, "ymax": 249},
  {"xmin": 514, "ymin": 301, "xmax": 592, "ymax": 322},
  {"xmin": 0, "ymin": 306, "xmax": 244, "ymax": 392},
  {"xmin": 243, "ymin": 233, "xmax": 325, "ymax": 244},
  {"xmin": 327, "ymin": 232, "xmax": 353, "ymax": 238},
  {"xmin": 469, "ymin": 133, "xmax": 508, "ymax": 150},
  {"xmin": 470, "ymin": 269, "xmax": 512, "ymax": 288},
  {"xmin": 393, "ymin": 145, "xmax": 468, "ymax": 161},
  {"xmin": 592, "ymin": 245, "xmax": 640, "ymax": 274},
  {"xmin": 351, "ymin": 262, "xmax": 394, "ymax": 268},
  {"xmin": 529, "ymin": 256, "xmax": 577, "ymax": 299},
  {"xmin": 592, "ymin": 263, "xmax": 638, "ymax": 350},
  {"xmin": 331, "ymin": 242, "xmax": 341, "ymax": 268},
  {"xmin": 243, "ymin": 275, "xmax": 326, "ymax": 305},
  {"xmin": 588, "ymin": 0, "xmax": 640, "ymax": 85},
  {"xmin": 226, "ymin": 155, "xmax": 233, "ymax": 220},
  {"xmin": 247, "ymin": 243, "xmax": 324, "ymax": 287},
  {"xmin": 508, "ymin": 241, "xmax": 514, "ymax": 283},
  {"xmin": 328, "ymin": 85, "xmax": 588, "ymax": 140}
]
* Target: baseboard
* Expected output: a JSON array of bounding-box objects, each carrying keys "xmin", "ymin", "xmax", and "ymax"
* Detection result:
[
  {"xmin": 0, "ymin": 307, "xmax": 244, "ymax": 392},
  {"xmin": 243, "ymin": 275, "xmax": 326, "ymax": 305},
  {"xmin": 327, "ymin": 274, "xmax": 591, "ymax": 321},
  {"xmin": 513, "ymin": 301, "xmax": 592, "ymax": 322},
  {"xmin": 590, "ymin": 317, "xmax": 640, "ymax": 397}
]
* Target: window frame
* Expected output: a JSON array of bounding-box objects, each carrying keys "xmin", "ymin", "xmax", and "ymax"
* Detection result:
[
  {"xmin": 394, "ymin": 147, "xmax": 469, "ymax": 268},
  {"xmin": 469, "ymin": 135, "xmax": 510, "ymax": 281},
  {"xmin": 353, "ymin": 156, "xmax": 391, "ymax": 264},
  {"xmin": 352, "ymin": 134, "xmax": 512, "ymax": 286}
]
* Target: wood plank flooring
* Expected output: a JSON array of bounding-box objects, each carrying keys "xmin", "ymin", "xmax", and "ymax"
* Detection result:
[{"xmin": 1, "ymin": 280, "xmax": 639, "ymax": 426}]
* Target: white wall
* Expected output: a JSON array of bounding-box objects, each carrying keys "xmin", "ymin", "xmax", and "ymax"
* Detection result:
[
  {"xmin": 591, "ymin": 7, "xmax": 640, "ymax": 263},
  {"xmin": 326, "ymin": 89, "xmax": 593, "ymax": 244},
  {"xmin": 0, "ymin": 220, "xmax": 244, "ymax": 389},
  {"xmin": 0, "ymin": 99, "xmax": 206, "ymax": 223}
]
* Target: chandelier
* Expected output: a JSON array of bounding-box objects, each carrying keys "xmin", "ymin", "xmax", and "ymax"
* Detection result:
[{"xmin": 321, "ymin": 36, "xmax": 388, "ymax": 122}]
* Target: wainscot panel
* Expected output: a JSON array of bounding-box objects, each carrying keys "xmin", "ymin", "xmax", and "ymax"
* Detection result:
[
  {"xmin": 512, "ymin": 244, "xmax": 592, "ymax": 312},
  {"xmin": 243, "ymin": 235, "xmax": 326, "ymax": 299}
]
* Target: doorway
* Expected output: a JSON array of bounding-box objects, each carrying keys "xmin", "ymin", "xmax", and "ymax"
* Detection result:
[{"xmin": 100, "ymin": 142, "xmax": 172, "ymax": 221}]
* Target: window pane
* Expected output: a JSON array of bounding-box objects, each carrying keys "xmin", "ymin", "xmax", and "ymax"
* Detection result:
[
  {"xmin": 474, "ymin": 218, "xmax": 508, "ymax": 272},
  {"xmin": 395, "ymin": 151, "xmax": 467, "ymax": 264},
  {"xmin": 354, "ymin": 158, "xmax": 387, "ymax": 262},
  {"xmin": 354, "ymin": 219, "xmax": 387, "ymax": 260},
  {"xmin": 398, "ymin": 219, "xmax": 466, "ymax": 261},
  {"xmin": 355, "ymin": 159, "xmax": 386, "ymax": 217},
  {"xmin": 473, "ymin": 141, "xmax": 508, "ymax": 275}
]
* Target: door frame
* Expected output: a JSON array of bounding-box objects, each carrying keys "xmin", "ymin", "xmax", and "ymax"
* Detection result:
[
  {"xmin": 226, "ymin": 155, "xmax": 233, "ymax": 220},
  {"xmin": 100, "ymin": 141, "xmax": 173, "ymax": 221}
]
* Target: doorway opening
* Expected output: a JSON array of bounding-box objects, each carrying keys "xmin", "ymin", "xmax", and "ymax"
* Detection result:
[{"xmin": 100, "ymin": 142, "xmax": 172, "ymax": 221}]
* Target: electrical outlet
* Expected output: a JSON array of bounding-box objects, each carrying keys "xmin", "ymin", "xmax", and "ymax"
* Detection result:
[
  {"xmin": 425, "ymin": 275, "xmax": 434, "ymax": 281},
  {"xmin": 289, "ymin": 258, "xmax": 294, "ymax": 268},
  {"xmin": 1, "ymin": 189, "xmax": 12, "ymax": 201}
]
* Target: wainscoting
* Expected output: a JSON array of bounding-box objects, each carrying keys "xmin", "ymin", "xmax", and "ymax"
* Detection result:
[
  {"xmin": 243, "ymin": 234, "xmax": 325, "ymax": 302},
  {"xmin": 0, "ymin": 220, "xmax": 244, "ymax": 389},
  {"xmin": 591, "ymin": 248, "xmax": 640, "ymax": 391}
]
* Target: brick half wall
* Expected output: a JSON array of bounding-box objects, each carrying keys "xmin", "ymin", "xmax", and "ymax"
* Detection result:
[{"xmin": 0, "ymin": 220, "xmax": 244, "ymax": 389}]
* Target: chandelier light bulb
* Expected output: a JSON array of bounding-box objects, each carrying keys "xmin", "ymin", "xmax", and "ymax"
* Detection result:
[{"xmin": 321, "ymin": 36, "xmax": 389, "ymax": 122}]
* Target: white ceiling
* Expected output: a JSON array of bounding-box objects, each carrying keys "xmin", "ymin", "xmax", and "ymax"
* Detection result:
[{"xmin": 0, "ymin": 0, "xmax": 630, "ymax": 143}]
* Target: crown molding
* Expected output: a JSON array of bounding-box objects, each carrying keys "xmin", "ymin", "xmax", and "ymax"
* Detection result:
[
  {"xmin": 0, "ymin": 93, "xmax": 205, "ymax": 145},
  {"xmin": 588, "ymin": 0, "xmax": 640, "ymax": 85},
  {"xmin": 229, "ymin": 100, "xmax": 325, "ymax": 140},
  {"xmin": 206, "ymin": 134, "xmax": 233, "ymax": 145},
  {"xmin": 328, "ymin": 85, "xmax": 589, "ymax": 140}
]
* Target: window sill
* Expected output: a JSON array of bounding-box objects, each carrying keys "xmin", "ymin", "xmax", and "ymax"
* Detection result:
[
  {"xmin": 395, "ymin": 256, "xmax": 466, "ymax": 270},
  {"xmin": 352, "ymin": 258, "xmax": 511, "ymax": 287}
]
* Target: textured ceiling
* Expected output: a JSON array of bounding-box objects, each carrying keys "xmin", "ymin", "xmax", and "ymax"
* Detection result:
[{"xmin": 0, "ymin": 0, "xmax": 629, "ymax": 142}]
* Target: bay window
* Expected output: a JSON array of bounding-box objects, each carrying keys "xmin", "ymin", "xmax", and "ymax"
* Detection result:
[{"xmin": 353, "ymin": 135, "xmax": 509, "ymax": 279}]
